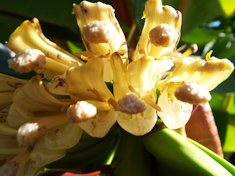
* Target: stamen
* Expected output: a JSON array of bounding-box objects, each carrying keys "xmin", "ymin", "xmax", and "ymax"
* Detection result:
[
  {"xmin": 174, "ymin": 82, "xmax": 211, "ymax": 105},
  {"xmin": 8, "ymin": 48, "xmax": 46, "ymax": 73},
  {"xmin": 67, "ymin": 101, "xmax": 97, "ymax": 123},
  {"xmin": 128, "ymin": 85, "xmax": 141, "ymax": 97},
  {"xmin": 87, "ymin": 89, "xmax": 107, "ymax": 101},
  {"xmin": 142, "ymin": 96, "xmax": 162, "ymax": 111},
  {"xmin": 149, "ymin": 24, "xmax": 178, "ymax": 47},
  {"xmin": 17, "ymin": 122, "xmax": 47, "ymax": 148},
  {"xmin": 83, "ymin": 21, "xmax": 112, "ymax": 43},
  {"xmin": 181, "ymin": 44, "xmax": 198, "ymax": 57},
  {"xmin": 117, "ymin": 93, "xmax": 146, "ymax": 114},
  {"xmin": 108, "ymin": 98, "xmax": 119, "ymax": 109},
  {"xmin": 205, "ymin": 50, "xmax": 213, "ymax": 61}
]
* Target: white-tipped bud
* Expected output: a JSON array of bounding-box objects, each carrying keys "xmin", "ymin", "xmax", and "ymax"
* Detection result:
[
  {"xmin": 8, "ymin": 48, "xmax": 46, "ymax": 73},
  {"xmin": 149, "ymin": 24, "xmax": 178, "ymax": 47},
  {"xmin": 0, "ymin": 161, "xmax": 18, "ymax": 176},
  {"xmin": 175, "ymin": 82, "xmax": 211, "ymax": 105},
  {"xmin": 67, "ymin": 101, "xmax": 97, "ymax": 123},
  {"xmin": 83, "ymin": 21, "xmax": 112, "ymax": 43},
  {"xmin": 117, "ymin": 93, "xmax": 146, "ymax": 114},
  {"xmin": 17, "ymin": 122, "xmax": 47, "ymax": 148}
]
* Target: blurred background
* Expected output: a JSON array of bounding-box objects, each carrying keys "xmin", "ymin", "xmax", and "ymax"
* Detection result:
[{"xmin": 0, "ymin": 0, "xmax": 235, "ymax": 164}]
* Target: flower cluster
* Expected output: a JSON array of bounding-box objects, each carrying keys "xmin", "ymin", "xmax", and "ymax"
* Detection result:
[{"xmin": 0, "ymin": 0, "xmax": 233, "ymax": 175}]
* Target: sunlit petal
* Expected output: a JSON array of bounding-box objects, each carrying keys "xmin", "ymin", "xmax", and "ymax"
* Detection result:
[
  {"xmin": 66, "ymin": 59, "xmax": 113, "ymax": 101},
  {"xmin": 158, "ymin": 56, "xmax": 234, "ymax": 91},
  {"xmin": 157, "ymin": 89, "xmax": 193, "ymax": 129},
  {"xmin": 78, "ymin": 110, "xmax": 117, "ymax": 138},
  {"xmin": 117, "ymin": 105, "xmax": 157, "ymax": 136}
]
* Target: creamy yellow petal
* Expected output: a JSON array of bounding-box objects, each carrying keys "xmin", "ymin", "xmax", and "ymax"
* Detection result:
[
  {"xmin": 43, "ymin": 123, "xmax": 82, "ymax": 150},
  {"xmin": 111, "ymin": 53, "xmax": 130, "ymax": 100},
  {"xmin": 117, "ymin": 105, "xmax": 157, "ymax": 136},
  {"xmin": 157, "ymin": 89, "xmax": 193, "ymax": 129},
  {"xmin": 73, "ymin": 1, "xmax": 127, "ymax": 56},
  {"xmin": 133, "ymin": 0, "xmax": 181, "ymax": 60},
  {"xmin": 158, "ymin": 56, "xmax": 234, "ymax": 91},
  {"xmin": 7, "ymin": 18, "xmax": 83, "ymax": 67},
  {"xmin": 0, "ymin": 73, "xmax": 26, "ymax": 92},
  {"xmin": 78, "ymin": 110, "xmax": 117, "ymax": 138},
  {"xmin": 128, "ymin": 56, "xmax": 173, "ymax": 97},
  {"xmin": 6, "ymin": 76, "xmax": 67, "ymax": 128},
  {"xmin": 66, "ymin": 59, "xmax": 113, "ymax": 101}
]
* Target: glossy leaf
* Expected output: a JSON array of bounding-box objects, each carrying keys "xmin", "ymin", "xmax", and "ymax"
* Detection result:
[
  {"xmin": 181, "ymin": 27, "xmax": 220, "ymax": 46},
  {"xmin": 210, "ymin": 93, "xmax": 235, "ymax": 151},
  {"xmin": 181, "ymin": 0, "xmax": 225, "ymax": 35},
  {"xmin": 220, "ymin": 0, "xmax": 235, "ymax": 16}
]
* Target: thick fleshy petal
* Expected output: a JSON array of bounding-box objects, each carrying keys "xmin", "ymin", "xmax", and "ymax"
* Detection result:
[
  {"xmin": 111, "ymin": 53, "xmax": 130, "ymax": 100},
  {"xmin": 66, "ymin": 59, "xmax": 113, "ymax": 101},
  {"xmin": 133, "ymin": 0, "xmax": 181, "ymax": 60},
  {"xmin": 157, "ymin": 89, "xmax": 193, "ymax": 129},
  {"xmin": 128, "ymin": 56, "xmax": 173, "ymax": 97},
  {"xmin": 78, "ymin": 110, "xmax": 117, "ymax": 138},
  {"xmin": 44, "ymin": 123, "xmax": 82, "ymax": 150},
  {"xmin": 73, "ymin": 1, "xmax": 127, "ymax": 56},
  {"xmin": 117, "ymin": 105, "xmax": 157, "ymax": 136},
  {"xmin": 158, "ymin": 56, "xmax": 234, "ymax": 91},
  {"xmin": 7, "ymin": 18, "xmax": 82, "ymax": 66}
]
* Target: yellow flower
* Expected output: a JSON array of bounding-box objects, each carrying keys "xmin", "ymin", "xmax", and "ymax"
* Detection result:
[
  {"xmin": 0, "ymin": 75, "xmax": 82, "ymax": 176},
  {"xmin": 156, "ymin": 53, "xmax": 234, "ymax": 129},
  {"xmin": 0, "ymin": 0, "xmax": 234, "ymax": 175},
  {"xmin": 110, "ymin": 53, "xmax": 173, "ymax": 135}
]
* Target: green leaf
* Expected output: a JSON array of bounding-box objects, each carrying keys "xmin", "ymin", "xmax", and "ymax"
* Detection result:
[
  {"xmin": 219, "ymin": 0, "xmax": 235, "ymax": 16},
  {"xmin": 181, "ymin": 0, "xmax": 225, "ymax": 36},
  {"xmin": 211, "ymin": 93, "xmax": 235, "ymax": 151},
  {"xmin": 223, "ymin": 117, "xmax": 235, "ymax": 152},
  {"xmin": 224, "ymin": 94, "xmax": 235, "ymax": 114},
  {"xmin": 112, "ymin": 130, "xmax": 153, "ymax": 176},
  {"xmin": 181, "ymin": 27, "xmax": 220, "ymax": 46},
  {"xmin": 203, "ymin": 33, "xmax": 235, "ymax": 58}
]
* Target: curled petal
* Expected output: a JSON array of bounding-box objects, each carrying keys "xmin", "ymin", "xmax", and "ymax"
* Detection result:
[
  {"xmin": 158, "ymin": 56, "xmax": 234, "ymax": 91},
  {"xmin": 7, "ymin": 18, "xmax": 82, "ymax": 67},
  {"xmin": 66, "ymin": 59, "xmax": 113, "ymax": 101},
  {"xmin": 0, "ymin": 73, "xmax": 26, "ymax": 92},
  {"xmin": 73, "ymin": 1, "xmax": 127, "ymax": 56},
  {"xmin": 157, "ymin": 89, "xmax": 193, "ymax": 129},
  {"xmin": 133, "ymin": 0, "xmax": 181, "ymax": 60}
]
